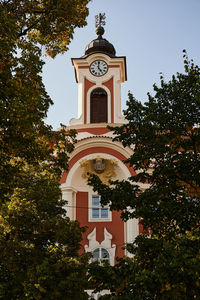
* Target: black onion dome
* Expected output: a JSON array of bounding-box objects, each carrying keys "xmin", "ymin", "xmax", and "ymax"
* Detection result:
[{"xmin": 84, "ymin": 25, "xmax": 116, "ymax": 57}]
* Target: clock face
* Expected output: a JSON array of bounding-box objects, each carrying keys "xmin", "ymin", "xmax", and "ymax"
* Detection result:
[{"xmin": 90, "ymin": 60, "xmax": 108, "ymax": 77}]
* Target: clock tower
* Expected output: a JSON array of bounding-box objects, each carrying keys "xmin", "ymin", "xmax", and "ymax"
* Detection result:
[
  {"xmin": 61, "ymin": 14, "xmax": 141, "ymax": 272},
  {"xmin": 70, "ymin": 15, "xmax": 127, "ymax": 126}
]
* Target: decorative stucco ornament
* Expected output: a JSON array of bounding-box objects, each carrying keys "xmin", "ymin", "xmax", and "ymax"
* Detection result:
[
  {"xmin": 84, "ymin": 227, "xmax": 116, "ymax": 266},
  {"xmin": 93, "ymin": 158, "xmax": 105, "ymax": 173},
  {"xmin": 80, "ymin": 156, "xmax": 118, "ymax": 184}
]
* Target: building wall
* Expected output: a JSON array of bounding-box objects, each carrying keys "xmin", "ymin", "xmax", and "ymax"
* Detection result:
[
  {"xmin": 60, "ymin": 134, "xmax": 144, "ymax": 260},
  {"xmin": 76, "ymin": 191, "xmax": 124, "ymax": 261},
  {"xmin": 60, "ymin": 49, "xmax": 144, "ymax": 263}
]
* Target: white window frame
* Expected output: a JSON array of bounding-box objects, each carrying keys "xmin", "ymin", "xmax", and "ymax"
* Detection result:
[
  {"xmin": 85, "ymin": 227, "xmax": 116, "ymax": 266},
  {"xmin": 87, "ymin": 290, "xmax": 110, "ymax": 299},
  {"xmin": 92, "ymin": 247, "xmax": 110, "ymax": 266},
  {"xmin": 88, "ymin": 194, "xmax": 112, "ymax": 222}
]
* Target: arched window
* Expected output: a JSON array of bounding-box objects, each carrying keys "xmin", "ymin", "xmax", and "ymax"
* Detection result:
[
  {"xmin": 90, "ymin": 88, "xmax": 107, "ymax": 123},
  {"xmin": 92, "ymin": 248, "xmax": 110, "ymax": 265}
]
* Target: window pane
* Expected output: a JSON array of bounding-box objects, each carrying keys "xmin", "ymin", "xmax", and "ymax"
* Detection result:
[
  {"xmin": 101, "ymin": 208, "xmax": 108, "ymax": 218},
  {"xmin": 92, "ymin": 196, "xmax": 99, "ymax": 206},
  {"xmin": 92, "ymin": 208, "xmax": 99, "ymax": 218},
  {"xmin": 93, "ymin": 248, "xmax": 100, "ymax": 259},
  {"xmin": 93, "ymin": 248, "xmax": 110, "ymax": 266},
  {"xmin": 101, "ymin": 248, "xmax": 109, "ymax": 259}
]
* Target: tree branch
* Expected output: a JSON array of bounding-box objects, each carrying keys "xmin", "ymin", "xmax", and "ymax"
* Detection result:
[
  {"xmin": 19, "ymin": 20, "xmax": 40, "ymax": 37},
  {"xmin": 4, "ymin": 0, "xmax": 12, "ymax": 4}
]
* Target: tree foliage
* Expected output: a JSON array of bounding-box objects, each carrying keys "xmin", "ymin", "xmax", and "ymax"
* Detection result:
[
  {"xmin": 1, "ymin": 0, "xmax": 90, "ymax": 57},
  {"xmin": 0, "ymin": 0, "xmax": 91, "ymax": 298},
  {"xmin": 0, "ymin": 163, "xmax": 90, "ymax": 299},
  {"xmin": 89, "ymin": 54, "xmax": 200, "ymax": 299}
]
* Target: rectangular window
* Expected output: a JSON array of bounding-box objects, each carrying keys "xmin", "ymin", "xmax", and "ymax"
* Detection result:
[{"xmin": 91, "ymin": 195, "xmax": 109, "ymax": 220}]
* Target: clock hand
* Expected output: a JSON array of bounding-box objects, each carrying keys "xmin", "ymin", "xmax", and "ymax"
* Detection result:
[{"xmin": 97, "ymin": 61, "xmax": 102, "ymax": 71}]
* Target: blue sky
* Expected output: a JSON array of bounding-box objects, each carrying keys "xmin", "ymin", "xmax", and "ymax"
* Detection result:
[{"xmin": 42, "ymin": 0, "xmax": 200, "ymax": 129}]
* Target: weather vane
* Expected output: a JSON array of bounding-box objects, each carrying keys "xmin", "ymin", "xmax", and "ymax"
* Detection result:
[{"xmin": 95, "ymin": 13, "xmax": 106, "ymax": 28}]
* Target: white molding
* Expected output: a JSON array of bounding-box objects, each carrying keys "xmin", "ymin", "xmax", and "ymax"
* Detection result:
[
  {"xmin": 62, "ymin": 188, "xmax": 76, "ymax": 220},
  {"xmin": 86, "ymin": 290, "xmax": 110, "ymax": 299},
  {"xmin": 61, "ymin": 186, "xmax": 77, "ymax": 193},
  {"xmin": 60, "ymin": 122, "xmax": 127, "ymax": 131},
  {"xmin": 85, "ymin": 227, "xmax": 116, "ymax": 266},
  {"xmin": 125, "ymin": 215, "xmax": 139, "ymax": 257},
  {"xmin": 69, "ymin": 136, "xmax": 133, "ymax": 161},
  {"xmin": 64, "ymin": 152, "xmax": 131, "ymax": 188}
]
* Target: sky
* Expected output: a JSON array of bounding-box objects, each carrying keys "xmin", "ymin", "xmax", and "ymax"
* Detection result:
[{"xmin": 42, "ymin": 0, "xmax": 200, "ymax": 130}]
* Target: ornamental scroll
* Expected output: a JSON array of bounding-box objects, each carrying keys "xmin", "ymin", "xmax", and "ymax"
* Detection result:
[{"xmin": 80, "ymin": 156, "xmax": 118, "ymax": 185}]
